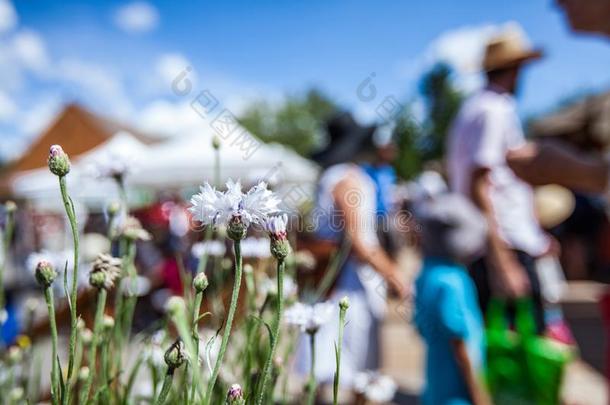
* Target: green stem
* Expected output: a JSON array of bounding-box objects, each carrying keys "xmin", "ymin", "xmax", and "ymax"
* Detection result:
[
  {"xmin": 155, "ymin": 369, "xmax": 175, "ymax": 405},
  {"xmin": 333, "ymin": 306, "xmax": 347, "ymax": 405},
  {"xmin": 44, "ymin": 287, "xmax": 60, "ymax": 405},
  {"xmin": 0, "ymin": 208, "xmax": 15, "ymax": 318},
  {"xmin": 243, "ymin": 265, "xmax": 257, "ymax": 396},
  {"xmin": 59, "ymin": 176, "xmax": 79, "ymax": 405},
  {"xmin": 306, "ymin": 332, "xmax": 317, "ymax": 405},
  {"xmin": 205, "ymin": 240, "xmax": 243, "ymax": 404},
  {"xmin": 188, "ymin": 290, "xmax": 204, "ymax": 404},
  {"xmin": 256, "ymin": 260, "xmax": 285, "ymax": 405},
  {"xmin": 80, "ymin": 288, "xmax": 107, "ymax": 405},
  {"xmin": 214, "ymin": 148, "xmax": 221, "ymax": 188}
]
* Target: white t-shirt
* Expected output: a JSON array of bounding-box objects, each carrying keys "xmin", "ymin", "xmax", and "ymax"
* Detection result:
[{"xmin": 447, "ymin": 87, "xmax": 549, "ymax": 257}]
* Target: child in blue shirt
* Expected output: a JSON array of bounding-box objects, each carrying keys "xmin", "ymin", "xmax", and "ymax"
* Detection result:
[{"xmin": 414, "ymin": 193, "xmax": 491, "ymax": 405}]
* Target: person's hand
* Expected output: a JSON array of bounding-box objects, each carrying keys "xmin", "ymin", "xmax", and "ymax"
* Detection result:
[
  {"xmin": 493, "ymin": 252, "xmax": 530, "ymax": 298},
  {"xmin": 385, "ymin": 269, "xmax": 409, "ymax": 300}
]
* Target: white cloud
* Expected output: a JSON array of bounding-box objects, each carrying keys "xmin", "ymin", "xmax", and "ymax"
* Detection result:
[
  {"xmin": 0, "ymin": 0, "xmax": 17, "ymax": 33},
  {"xmin": 16, "ymin": 96, "xmax": 61, "ymax": 136},
  {"xmin": 136, "ymin": 100, "xmax": 204, "ymax": 136},
  {"xmin": 55, "ymin": 59, "xmax": 133, "ymax": 118},
  {"xmin": 0, "ymin": 90, "xmax": 16, "ymax": 122},
  {"xmin": 396, "ymin": 23, "xmax": 503, "ymax": 93},
  {"xmin": 12, "ymin": 30, "xmax": 49, "ymax": 73},
  {"xmin": 155, "ymin": 53, "xmax": 195, "ymax": 88},
  {"xmin": 114, "ymin": 2, "xmax": 159, "ymax": 33}
]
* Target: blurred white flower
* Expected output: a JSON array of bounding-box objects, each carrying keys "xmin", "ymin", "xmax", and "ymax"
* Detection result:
[
  {"xmin": 120, "ymin": 275, "xmax": 151, "ymax": 297},
  {"xmin": 189, "ymin": 179, "xmax": 280, "ymax": 229},
  {"xmin": 27, "ymin": 249, "xmax": 73, "ymax": 277},
  {"xmin": 259, "ymin": 274, "xmax": 297, "ymax": 299},
  {"xmin": 240, "ymin": 237, "xmax": 270, "ymax": 259},
  {"xmin": 353, "ymin": 371, "xmax": 397, "ymax": 403},
  {"xmin": 192, "ymin": 240, "xmax": 226, "ymax": 258},
  {"xmin": 88, "ymin": 152, "xmax": 132, "ymax": 182},
  {"xmin": 284, "ymin": 301, "xmax": 334, "ymax": 334}
]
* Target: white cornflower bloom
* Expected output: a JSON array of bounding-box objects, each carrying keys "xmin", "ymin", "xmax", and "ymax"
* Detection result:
[
  {"xmin": 191, "ymin": 240, "xmax": 226, "ymax": 258},
  {"xmin": 265, "ymin": 213, "xmax": 288, "ymax": 240},
  {"xmin": 189, "ymin": 179, "xmax": 280, "ymax": 229},
  {"xmin": 284, "ymin": 301, "xmax": 334, "ymax": 334},
  {"xmin": 353, "ymin": 371, "xmax": 397, "ymax": 403}
]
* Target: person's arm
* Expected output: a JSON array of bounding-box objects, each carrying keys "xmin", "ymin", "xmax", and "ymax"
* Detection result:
[
  {"xmin": 451, "ymin": 339, "xmax": 492, "ymax": 405},
  {"xmin": 470, "ymin": 167, "xmax": 529, "ymax": 297},
  {"xmin": 333, "ymin": 174, "xmax": 407, "ymax": 299},
  {"xmin": 506, "ymin": 141, "xmax": 609, "ymax": 193}
]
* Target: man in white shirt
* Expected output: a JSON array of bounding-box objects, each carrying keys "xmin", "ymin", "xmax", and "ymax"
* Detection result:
[{"xmin": 447, "ymin": 25, "xmax": 550, "ymax": 332}]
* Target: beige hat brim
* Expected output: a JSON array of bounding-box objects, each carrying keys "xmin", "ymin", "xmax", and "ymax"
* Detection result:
[
  {"xmin": 484, "ymin": 48, "xmax": 544, "ymax": 72},
  {"xmin": 534, "ymin": 184, "xmax": 575, "ymax": 229}
]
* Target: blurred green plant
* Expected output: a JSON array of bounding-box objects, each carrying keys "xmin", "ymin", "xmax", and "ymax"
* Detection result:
[{"xmin": 239, "ymin": 89, "xmax": 338, "ymax": 157}]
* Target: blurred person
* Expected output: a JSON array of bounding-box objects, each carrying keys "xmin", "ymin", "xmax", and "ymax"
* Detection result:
[
  {"xmin": 415, "ymin": 193, "xmax": 490, "ymax": 405},
  {"xmin": 298, "ymin": 112, "xmax": 408, "ymax": 391},
  {"xmin": 446, "ymin": 24, "xmax": 551, "ymax": 333},
  {"xmin": 504, "ymin": 1, "xmax": 610, "ymax": 193},
  {"xmin": 361, "ymin": 123, "xmax": 401, "ymax": 257}
]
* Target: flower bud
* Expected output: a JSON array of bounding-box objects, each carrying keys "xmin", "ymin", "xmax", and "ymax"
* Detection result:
[
  {"xmin": 270, "ymin": 238, "xmax": 290, "ymax": 261},
  {"xmin": 166, "ymin": 296, "xmax": 186, "ymax": 317},
  {"xmin": 35, "ymin": 260, "xmax": 57, "ymax": 288},
  {"xmin": 227, "ymin": 215, "xmax": 247, "ymax": 241},
  {"xmin": 106, "ymin": 200, "xmax": 121, "ymax": 217},
  {"xmin": 226, "ymin": 383, "xmax": 245, "ymax": 404},
  {"xmin": 81, "ymin": 328, "xmax": 93, "ymax": 346},
  {"xmin": 102, "ymin": 315, "xmax": 115, "ymax": 332},
  {"xmin": 339, "ymin": 296, "xmax": 350, "ymax": 311},
  {"xmin": 78, "ymin": 366, "xmax": 90, "ymax": 381},
  {"xmin": 9, "ymin": 387, "xmax": 24, "ymax": 402},
  {"xmin": 243, "ymin": 263, "xmax": 253, "ymax": 275},
  {"xmin": 164, "ymin": 340, "xmax": 185, "ymax": 371},
  {"xmin": 192, "ymin": 272, "xmax": 209, "ymax": 293},
  {"xmin": 8, "ymin": 346, "xmax": 22, "ymax": 363},
  {"xmin": 47, "ymin": 144, "xmax": 71, "ymax": 177},
  {"xmin": 212, "ymin": 135, "xmax": 222, "ymax": 150},
  {"xmin": 4, "ymin": 200, "xmax": 16, "ymax": 214}
]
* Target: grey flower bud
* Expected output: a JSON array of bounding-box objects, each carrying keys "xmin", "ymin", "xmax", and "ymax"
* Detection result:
[
  {"xmin": 339, "ymin": 296, "xmax": 350, "ymax": 311},
  {"xmin": 193, "ymin": 272, "xmax": 209, "ymax": 293},
  {"xmin": 35, "ymin": 260, "xmax": 57, "ymax": 288},
  {"xmin": 47, "ymin": 144, "xmax": 71, "ymax": 177},
  {"xmin": 164, "ymin": 340, "xmax": 185, "ymax": 371},
  {"xmin": 227, "ymin": 215, "xmax": 247, "ymax": 241},
  {"xmin": 270, "ymin": 238, "xmax": 290, "ymax": 261}
]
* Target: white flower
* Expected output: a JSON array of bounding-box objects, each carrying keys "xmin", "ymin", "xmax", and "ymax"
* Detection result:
[
  {"xmin": 189, "ymin": 179, "xmax": 281, "ymax": 229},
  {"xmin": 284, "ymin": 301, "xmax": 334, "ymax": 334},
  {"xmin": 191, "ymin": 240, "xmax": 226, "ymax": 258},
  {"xmin": 88, "ymin": 151, "xmax": 133, "ymax": 182},
  {"xmin": 353, "ymin": 371, "xmax": 397, "ymax": 403},
  {"xmin": 240, "ymin": 237, "xmax": 270, "ymax": 259},
  {"xmin": 259, "ymin": 274, "xmax": 297, "ymax": 299},
  {"xmin": 265, "ymin": 213, "xmax": 288, "ymax": 240}
]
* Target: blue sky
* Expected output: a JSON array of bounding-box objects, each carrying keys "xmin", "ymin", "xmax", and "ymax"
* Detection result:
[{"xmin": 1, "ymin": 0, "xmax": 609, "ymax": 159}]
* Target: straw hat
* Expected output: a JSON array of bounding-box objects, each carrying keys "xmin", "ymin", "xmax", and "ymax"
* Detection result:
[
  {"xmin": 483, "ymin": 24, "xmax": 543, "ymax": 72},
  {"xmin": 534, "ymin": 184, "xmax": 575, "ymax": 229}
]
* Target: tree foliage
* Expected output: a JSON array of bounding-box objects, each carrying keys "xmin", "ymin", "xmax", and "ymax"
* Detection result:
[{"xmin": 238, "ymin": 89, "xmax": 338, "ymax": 157}]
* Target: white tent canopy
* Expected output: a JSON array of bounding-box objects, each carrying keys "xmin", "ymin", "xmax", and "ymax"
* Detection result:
[
  {"xmin": 11, "ymin": 127, "xmax": 319, "ymax": 210},
  {"xmin": 11, "ymin": 131, "xmax": 149, "ymax": 210},
  {"xmin": 130, "ymin": 129, "xmax": 318, "ymax": 188}
]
